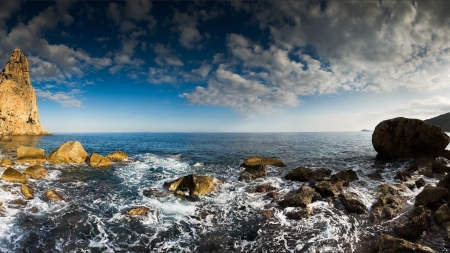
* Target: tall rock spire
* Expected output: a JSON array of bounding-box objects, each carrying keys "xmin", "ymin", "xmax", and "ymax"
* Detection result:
[{"xmin": 0, "ymin": 49, "xmax": 50, "ymax": 136}]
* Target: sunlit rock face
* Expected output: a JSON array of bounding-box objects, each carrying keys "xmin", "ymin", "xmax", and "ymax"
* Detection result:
[{"xmin": 0, "ymin": 49, "xmax": 49, "ymax": 136}]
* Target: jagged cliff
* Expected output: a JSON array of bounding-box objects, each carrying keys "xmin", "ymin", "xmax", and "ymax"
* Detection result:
[{"xmin": 0, "ymin": 49, "xmax": 49, "ymax": 135}]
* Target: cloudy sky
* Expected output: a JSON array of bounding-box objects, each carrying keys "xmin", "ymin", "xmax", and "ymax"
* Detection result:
[{"xmin": 1, "ymin": 0, "xmax": 450, "ymax": 132}]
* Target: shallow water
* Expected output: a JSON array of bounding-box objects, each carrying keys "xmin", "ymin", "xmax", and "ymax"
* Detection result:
[{"xmin": 0, "ymin": 132, "xmax": 447, "ymax": 252}]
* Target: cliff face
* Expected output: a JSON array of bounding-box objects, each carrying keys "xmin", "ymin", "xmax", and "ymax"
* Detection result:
[
  {"xmin": 426, "ymin": 112, "xmax": 450, "ymax": 132},
  {"xmin": 0, "ymin": 49, "xmax": 49, "ymax": 135}
]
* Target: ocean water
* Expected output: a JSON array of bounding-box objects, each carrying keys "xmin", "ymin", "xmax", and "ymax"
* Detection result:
[{"xmin": 0, "ymin": 133, "xmax": 442, "ymax": 252}]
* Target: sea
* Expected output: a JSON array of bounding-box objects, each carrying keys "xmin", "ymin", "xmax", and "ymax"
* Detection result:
[{"xmin": 0, "ymin": 132, "xmax": 445, "ymax": 252}]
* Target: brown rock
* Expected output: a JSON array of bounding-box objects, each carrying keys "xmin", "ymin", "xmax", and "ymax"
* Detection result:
[
  {"xmin": 286, "ymin": 207, "xmax": 312, "ymax": 220},
  {"xmin": 88, "ymin": 153, "xmax": 111, "ymax": 167},
  {"xmin": 106, "ymin": 151, "xmax": 128, "ymax": 162},
  {"xmin": 330, "ymin": 169, "xmax": 358, "ymax": 186},
  {"xmin": 0, "ymin": 157, "xmax": 12, "ymax": 167},
  {"xmin": 367, "ymin": 169, "xmax": 383, "ymax": 180},
  {"xmin": 371, "ymin": 184, "xmax": 408, "ymax": 222},
  {"xmin": 414, "ymin": 185, "xmax": 449, "ymax": 207},
  {"xmin": 443, "ymin": 221, "xmax": 450, "ymax": 240},
  {"xmin": 0, "ymin": 49, "xmax": 50, "ymax": 136},
  {"xmin": 45, "ymin": 190, "xmax": 64, "ymax": 202},
  {"xmin": 394, "ymin": 205, "xmax": 431, "ymax": 239},
  {"xmin": 435, "ymin": 204, "xmax": 450, "ymax": 223},
  {"xmin": 238, "ymin": 164, "xmax": 266, "ymax": 182},
  {"xmin": 1, "ymin": 135, "xmax": 12, "ymax": 141},
  {"xmin": 262, "ymin": 209, "xmax": 275, "ymax": 219},
  {"xmin": 163, "ymin": 174, "xmax": 222, "ymax": 196},
  {"xmin": 1, "ymin": 167, "xmax": 27, "ymax": 183},
  {"xmin": 415, "ymin": 178, "xmax": 426, "ymax": 189},
  {"xmin": 373, "ymin": 234, "xmax": 435, "ymax": 253},
  {"xmin": 285, "ymin": 167, "xmax": 331, "ymax": 182},
  {"xmin": 432, "ymin": 157, "xmax": 450, "ymax": 174},
  {"xmin": 23, "ymin": 165, "xmax": 49, "ymax": 179},
  {"xmin": 437, "ymin": 173, "xmax": 450, "ymax": 191},
  {"xmin": 29, "ymin": 206, "xmax": 38, "ymax": 213},
  {"xmin": 16, "ymin": 146, "xmax": 46, "ymax": 164},
  {"xmin": 278, "ymin": 185, "xmax": 322, "ymax": 208},
  {"xmin": 338, "ymin": 192, "xmax": 366, "ymax": 213},
  {"xmin": 241, "ymin": 156, "xmax": 286, "ymax": 167},
  {"xmin": 126, "ymin": 206, "xmax": 151, "ymax": 216},
  {"xmin": 252, "ymin": 184, "xmax": 277, "ymax": 193},
  {"xmin": 47, "ymin": 141, "xmax": 89, "ymax": 164},
  {"xmin": 394, "ymin": 171, "xmax": 411, "ymax": 182},
  {"xmin": 372, "ymin": 117, "xmax": 449, "ymax": 159},
  {"xmin": 21, "ymin": 184, "xmax": 34, "ymax": 199},
  {"xmin": 143, "ymin": 188, "xmax": 165, "ymax": 197},
  {"xmin": 314, "ymin": 181, "xmax": 343, "ymax": 197}
]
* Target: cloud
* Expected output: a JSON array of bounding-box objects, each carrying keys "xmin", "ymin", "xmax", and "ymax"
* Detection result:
[
  {"xmin": 35, "ymin": 89, "xmax": 83, "ymax": 107},
  {"xmin": 148, "ymin": 67, "xmax": 178, "ymax": 85},
  {"xmin": 152, "ymin": 43, "xmax": 183, "ymax": 67}
]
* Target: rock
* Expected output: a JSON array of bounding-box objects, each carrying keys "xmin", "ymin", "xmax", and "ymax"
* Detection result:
[
  {"xmin": 20, "ymin": 184, "xmax": 34, "ymax": 199},
  {"xmin": 371, "ymin": 184, "xmax": 408, "ymax": 222},
  {"xmin": 262, "ymin": 209, "xmax": 275, "ymax": 219},
  {"xmin": 437, "ymin": 173, "xmax": 450, "ymax": 191},
  {"xmin": 285, "ymin": 167, "xmax": 331, "ymax": 182},
  {"xmin": 373, "ymin": 234, "xmax": 435, "ymax": 253},
  {"xmin": 432, "ymin": 157, "xmax": 450, "ymax": 174},
  {"xmin": 414, "ymin": 186, "xmax": 449, "ymax": 207},
  {"xmin": 372, "ymin": 117, "xmax": 450, "ymax": 159},
  {"xmin": 394, "ymin": 171, "xmax": 411, "ymax": 182},
  {"xmin": 238, "ymin": 164, "xmax": 266, "ymax": 182},
  {"xmin": 394, "ymin": 205, "xmax": 431, "ymax": 239},
  {"xmin": 47, "ymin": 141, "xmax": 89, "ymax": 164},
  {"xmin": 443, "ymin": 221, "xmax": 450, "ymax": 240},
  {"xmin": 0, "ymin": 135, "xmax": 12, "ymax": 141},
  {"xmin": 125, "ymin": 206, "xmax": 151, "ymax": 216},
  {"xmin": 418, "ymin": 164, "xmax": 434, "ymax": 178},
  {"xmin": 163, "ymin": 174, "xmax": 222, "ymax": 196},
  {"xmin": 88, "ymin": 153, "xmax": 111, "ymax": 167},
  {"xmin": 16, "ymin": 146, "xmax": 46, "ymax": 164},
  {"xmin": 23, "ymin": 165, "xmax": 49, "ymax": 179},
  {"xmin": 241, "ymin": 156, "xmax": 286, "ymax": 167},
  {"xmin": 252, "ymin": 184, "xmax": 277, "ymax": 193},
  {"xmin": 367, "ymin": 169, "xmax": 383, "ymax": 180},
  {"xmin": 0, "ymin": 49, "xmax": 49, "ymax": 136},
  {"xmin": 415, "ymin": 178, "xmax": 426, "ymax": 189},
  {"xmin": 314, "ymin": 181, "xmax": 343, "ymax": 197},
  {"xmin": 1, "ymin": 167, "xmax": 27, "ymax": 183},
  {"xmin": 338, "ymin": 192, "xmax": 366, "ymax": 213},
  {"xmin": 45, "ymin": 190, "xmax": 64, "ymax": 202},
  {"xmin": 286, "ymin": 207, "xmax": 312, "ymax": 220},
  {"xmin": 278, "ymin": 185, "xmax": 322, "ymax": 208},
  {"xmin": 28, "ymin": 206, "xmax": 38, "ymax": 213},
  {"xmin": 106, "ymin": 151, "xmax": 128, "ymax": 162},
  {"xmin": 0, "ymin": 157, "xmax": 12, "ymax": 167},
  {"xmin": 435, "ymin": 204, "xmax": 450, "ymax": 223},
  {"xmin": 10, "ymin": 199, "xmax": 27, "ymax": 207},
  {"xmin": 330, "ymin": 169, "xmax": 358, "ymax": 186},
  {"xmin": 143, "ymin": 188, "xmax": 165, "ymax": 197}
]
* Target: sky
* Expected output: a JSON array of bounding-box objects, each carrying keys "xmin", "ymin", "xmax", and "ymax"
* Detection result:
[{"xmin": 1, "ymin": 0, "xmax": 450, "ymax": 132}]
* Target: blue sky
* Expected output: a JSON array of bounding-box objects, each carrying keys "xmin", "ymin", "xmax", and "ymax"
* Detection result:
[{"xmin": 1, "ymin": 0, "xmax": 450, "ymax": 132}]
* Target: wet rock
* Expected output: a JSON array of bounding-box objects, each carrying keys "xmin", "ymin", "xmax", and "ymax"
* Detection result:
[
  {"xmin": 241, "ymin": 156, "xmax": 286, "ymax": 167},
  {"xmin": 416, "ymin": 178, "xmax": 426, "ymax": 189},
  {"xmin": 10, "ymin": 199, "xmax": 27, "ymax": 207},
  {"xmin": 373, "ymin": 234, "xmax": 435, "ymax": 253},
  {"xmin": 106, "ymin": 151, "xmax": 128, "ymax": 162},
  {"xmin": 432, "ymin": 157, "xmax": 450, "ymax": 174},
  {"xmin": 16, "ymin": 146, "xmax": 46, "ymax": 165},
  {"xmin": 0, "ymin": 135, "xmax": 12, "ymax": 142},
  {"xmin": 367, "ymin": 169, "xmax": 383, "ymax": 180},
  {"xmin": 372, "ymin": 117, "xmax": 450, "ymax": 159},
  {"xmin": 371, "ymin": 184, "xmax": 408, "ymax": 222},
  {"xmin": 443, "ymin": 221, "xmax": 450, "ymax": 240},
  {"xmin": 21, "ymin": 184, "xmax": 34, "ymax": 199},
  {"xmin": 28, "ymin": 206, "xmax": 38, "ymax": 213},
  {"xmin": 0, "ymin": 157, "xmax": 12, "ymax": 167},
  {"xmin": 87, "ymin": 153, "xmax": 111, "ymax": 167},
  {"xmin": 284, "ymin": 167, "xmax": 331, "ymax": 182},
  {"xmin": 394, "ymin": 171, "xmax": 411, "ymax": 182},
  {"xmin": 262, "ymin": 209, "xmax": 275, "ymax": 219},
  {"xmin": 394, "ymin": 205, "xmax": 431, "ymax": 239},
  {"xmin": 437, "ymin": 173, "xmax": 450, "ymax": 191},
  {"xmin": 47, "ymin": 141, "xmax": 89, "ymax": 164},
  {"xmin": 314, "ymin": 181, "xmax": 344, "ymax": 197},
  {"xmin": 163, "ymin": 174, "xmax": 222, "ymax": 196},
  {"xmin": 45, "ymin": 190, "xmax": 65, "ymax": 202},
  {"xmin": 435, "ymin": 204, "xmax": 450, "ymax": 223},
  {"xmin": 278, "ymin": 185, "xmax": 322, "ymax": 208},
  {"xmin": 414, "ymin": 186, "xmax": 448, "ymax": 207},
  {"xmin": 418, "ymin": 164, "xmax": 434, "ymax": 178},
  {"xmin": 331, "ymin": 169, "xmax": 358, "ymax": 186},
  {"xmin": 23, "ymin": 165, "xmax": 49, "ymax": 179},
  {"xmin": 286, "ymin": 207, "xmax": 312, "ymax": 220},
  {"xmin": 125, "ymin": 206, "xmax": 151, "ymax": 216},
  {"xmin": 143, "ymin": 188, "xmax": 165, "ymax": 197},
  {"xmin": 338, "ymin": 192, "xmax": 366, "ymax": 213},
  {"xmin": 252, "ymin": 184, "xmax": 277, "ymax": 193},
  {"xmin": 1, "ymin": 167, "xmax": 27, "ymax": 183},
  {"xmin": 238, "ymin": 164, "xmax": 266, "ymax": 182}
]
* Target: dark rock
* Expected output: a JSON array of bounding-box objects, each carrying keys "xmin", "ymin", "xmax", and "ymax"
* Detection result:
[
  {"xmin": 432, "ymin": 157, "xmax": 450, "ymax": 174},
  {"xmin": 252, "ymin": 184, "xmax": 277, "ymax": 193},
  {"xmin": 262, "ymin": 209, "xmax": 275, "ymax": 219},
  {"xmin": 238, "ymin": 164, "xmax": 266, "ymax": 182},
  {"xmin": 278, "ymin": 185, "xmax": 322, "ymax": 208},
  {"xmin": 415, "ymin": 178, "xmax": 426, "ymax": 189},
  {"xmin": 331, "ymin": 169, "xmax": 358, "ymax": 186},
  {"xmin": 371, "ymin": 184, "xmax": 408, "ymax": 222},
  {"xmin": 394, "ymin": 171, "xmax": 411, "ymax": 182},
  {"xmin": 285, "ymin": 167, "xmax": 331, "ymax": 182},
  {"xmin": 373, "ymin": 234, "xmax": 435, "ymax": 253},
  {"xmin": 372, "ymin": 117, "xmax": 450, "ymax": 159},
  {"xmin": 394, "ymin": 205, "xmax": 431, "ymax": 239},
  {"xmin": 338, "ymin": 192, "xmax": 366, "ymax": 213},
  {"xmin": 286, "ymin": 207, "xmax": 312, "ymax": 220},
  {"xmin": 437, "ymin": 173, "xmax": 450, "ymax": 191},
  {"xmin": 367, "ymin": 169, "xmax": 383, "ymax": 180},
  {"xmin": 143, "ymin": 188, "xmax": 165, "ymax": 197},
  {"xmin": 418, "ymin": 164, "xmax": 434, "ymax": 178},
  {"xmin": 414, "ymin": 186, "xmax": 449, "ymax": 207},
  {"xmin": 314, "ymin": 181, "xmax": 343, "ymax": 197},
  {"xmin": 435, "ymin": 204, "xmax": 450, "ymax": 223},
  {"xmin": 163, "ymin": 174, "xmax": 222, "ymax": 196}
]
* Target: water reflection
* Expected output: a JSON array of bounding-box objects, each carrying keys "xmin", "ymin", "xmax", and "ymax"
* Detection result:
[{"xmin": 0, "ymin": 136, "xmax": 44, "ymax": 157}]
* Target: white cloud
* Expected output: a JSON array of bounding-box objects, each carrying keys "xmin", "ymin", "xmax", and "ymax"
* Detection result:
[
  {"xmin": 35, "ymin": 89, "xmax": 83, "ymax": 107},
  {"xmin": 192, "ymin": 61, "xmax": 212, "ymax": 78},
  {"xmin": 148, "ymin": 67, "xmax": 178, "ymax": 85},
  {"xmin": 152, "ymin": 43, "xmax": 183, "ymax": 67}
]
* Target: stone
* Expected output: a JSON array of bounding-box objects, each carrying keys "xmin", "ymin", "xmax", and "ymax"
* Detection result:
[
  {"xmin": 163, "ymin": 174, "xmax": 222, "ymax": 196},
  {"xmin": 88, "ymin": 153, "xmax": 111, "ymax": 167},
  {"xmin": 23, "ymin": 165, "xmax": 49, "ymax": 179},
  {"xmin": 371, "ymin": 184, "xmax": 408, "ymax": 222},
  {"xmin": 394, "ymin": 171, "xmax": 411, "ymax": 182},
  {"xmin": 29, "ymin": 206, "xmax": 38, "ymax": 213},
  {"xmin": 1, "ymin": 167, "xmax": 27, "ymax": 183},
  {"xmin": 262, "ymin": 209, "xmax": 275, "ymax": 219},
  {"xmin": 45, "ymin": 190, "xmax": 64, "ymax": 202},
  {"xmin": 435, "ymin": 204, "xmax": 450, "ymax": 223},
  {"xmin": 21, "ymin": 184, "xmax": 34, "ymax": 199},
  {"xmin": 367, "ymin": 169, "xmax": 383, "ymax": 180},
  {"xmin": 143, "ymin": 188, "xmax": 165, "ymax": 197},
  {"xmin": 415, "ymin": 178, "xmax": 426, "ymax": 189},
  {"xmin": 16, "ymin": 146, "xmax": 46, "ymax": 164},
  {"xmin": 0, "ymin": 157, "xmax": 12, "ymax": 167},
  {"xmin": 443, "ymin": 221, "xmax": 450, "ymax": 240},
  {"xmin": 432, "ymin": 157, "xmax": 450, "ymax": 174},
  {"xmin": 238, "ymin": 164, "xmax": 266, "ymax": 182},
  {"xmin": 394, "ymin": 205, "xmax": 431, "ymax": 239},
  {"xmin": 414, "ymin": 186, "xmax": 449, "ymax": 207},
  {"xmin": 0, "ymin": 135, "xmax": 12, "ymax": 141},
  {"xmin": 286, "ymin": 207, "xmax": 312, "ymax": 220},
  {"xmin": 285, "ymin": 167, "xmax": 331, "ymax": 182},
  {"xmin": 241, "ymin": 156, "xmax": 286, "ymax": 167},
  {"xmin": 437, "ymin": 173, "xmax": 450, "ymax": 191},
  {"xmin": 372, "ymin": 117, "xmax": 450, "ymax": 159},
  {"xmin": 278, "ymin": 185, "xmax": 322, "ymax": 208},
  {"xmin": 0, "ymin": 49, "xmax": 49, "ymax": 136},
  {"xmin": 125, "ymin": 206, "xmax": 151, "ymax": 216},
  {"xmin": 338, "ymin": 192, "xmax": 366, "ymax": 213},
  {"xmin": 314, "ymin": 181, "xmax": 343, "ymax": 197},
  {"xmin": 330, "ymin": 169, "xmax": 358, "ymax": 186},
  {"xmin": 106, "ymin": 151, "xmax": 128, "ymax": 162},
  {"xmin": 252, "ymin": 184, "xmax": 277, "ymax": 193},
  {"xmin": 47, "ymin": 141, "xmax": 89, "ymax": 164},
  {"xmin": 373, "ymin": 234, "xmax": 435, "ymax": 253}
]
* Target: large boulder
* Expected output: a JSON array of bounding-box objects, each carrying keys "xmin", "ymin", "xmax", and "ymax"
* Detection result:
[
  {"xmin": 47, "ymin": 141, "xmax": 89, "ymax": 164},
  {"xmin": 88, "ymin": 153, "xmax": 111, "ymax": 167},
  {"xmin": 1, "ymin": 167, "xmax": 27, "ymax": 183},
  {"xmin": 285, "ymin": 167, "xmax": 331, "ymax": 182},
  {"xmin": 163, "ymin": 174, "xmax": 222, "ymax": 196},
  {"xmin": 373, "ymin": 234, "xmax": 435, "ymax": 253},
  {"xmin": 278, "ymin": 185, "xmax": 322, "ymax": 208},
  {"xmin": 16, "ymin": 146, "xmax": 46, "ymax": 164},
  {"xmin": 372, "ymin": 117, "xmax": 450, "ymax": 159},
  {"xmin": 394, "ymin": 205, "xmax": 431, "ymax": 239},
  {"xmin": 239, "ymin": 156, "xmax": 286, "ymax": 182},
  {"xmin": 435, "ymin": 204, "xmax": 450, "ymax": 223},
  {"xmin": 106, "ymin": 151, "xmax": 128, "ymax": 162},
  {"xmin": 414, "ymin": 185, "xmax": 449, "ymax": 207},
  {"xmin": 23, "ymin": 165, "xmax": 49, "ymax": 179},
  {"xmin": 338, "ymin": 192, "xmax": 366, "ymax": 213}
]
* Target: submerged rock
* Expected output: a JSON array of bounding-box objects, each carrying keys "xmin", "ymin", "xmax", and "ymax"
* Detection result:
[
  {"xmin": 285, "ymin": 207, "xmax": 312, "ymax": 220},
  {"xmin": 394, "ymin": 205, "xmax": 431, "ymax": 239},
  {"xmin": 163, "ymin": 174, "xmax": 222, "ymax": 196},
  {"xmin": 434, "ymin": 204, "xmax": 450, "ymax": 223},
  {"xmin": 239, "ymin": 156, "xmax": 285, "ymax": 182},
  {"xmin": 252, "ymin": 184, "xmax": 277, "ymax": 193},
  {"xmin": 241, "ymin": 156, "xmax": 286, "ymax": 167},
  {"xmin": 372, "ymin": 117, "xmax": 449, "ymax": 159},
  {"xmin": 278, "ymin": 185, "xmax": 322, "ymax": 208},
  {"xmin": 126, "ymin": 206, "xmax": 151, "ymax": 216},
  {"xmin": 285, "ymin": 167, "xmax": 331, "ymax": 182},
  {"xmin": 0, "ymin": 157, "xmax": 12, "ymax": 167},
  {"xmin": 367, "ymin": 169, "xmax": 383, "ymax": 180},
  {"xmin": 21, "ymin": 184, "xmax": 34, "ymax": 199},
  {"xmin": 331, "ymin": 169, "xmax": 358, "ymax": 186},
  {"xmin": 338, "ymin": 192, "xmax": 366, "ymax": 213},
  {"xmin": 106, "ymin": 151, "xmax": 128, "ymax": 162},
  {"xmin": 88, "ymin": 153, "xmax": 111, "ymax": 167},
  {"xmin": 394, "ymin": 171, "xmax": 411, "ymax": 182},
  {"xmin": 1, "ymin": 167, "xmax": 27, "ymax": 183},
  {"xmin": 143, "ymin": 188, "xmax": 165, "ymax": 197},
  {"xmin": 373, "ymin": 234, "xmax": 435, "ymax": 253},
  {"xmin": 23, "ymin": 165, "xmax": 49, "ymax": 179},
  {"xmin": 432, "ymin": 157, "xmax": 450, "ymax": 174},
  {"xmin": 262, "ymin": 209, "xmax": 275, "ymax": 219},
  {"xmin": 414, "ymin": 185, "xmax": 448, "ymax": 207},
  {"xmin": 47, "ymin": 141, "xmax": 89, "ymax": 164},
  {"xmin": 415, "ymin": 178, "xmax": 426, "ymax": 189},
  {"xmin": 16, "ymin": 146, "xmax": 46, "ymax": 165},
  {"xmin": 45, "ymin": 190, "xmax": 64, "ymax": 202}
]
